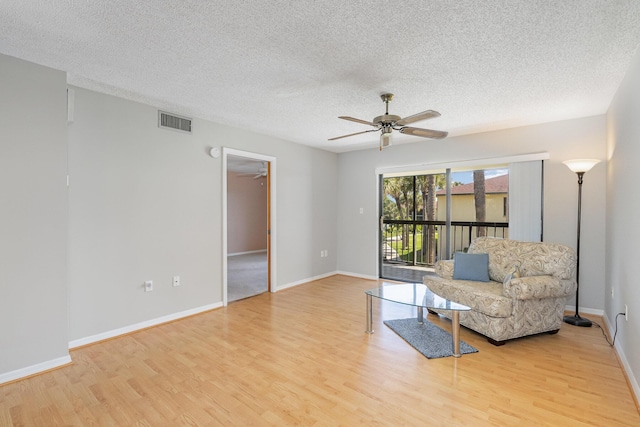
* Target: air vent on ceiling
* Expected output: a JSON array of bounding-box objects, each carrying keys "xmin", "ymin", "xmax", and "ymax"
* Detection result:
[{"xmin": 158, "ymin": 110, "xmax": 192, "ymax": 133}]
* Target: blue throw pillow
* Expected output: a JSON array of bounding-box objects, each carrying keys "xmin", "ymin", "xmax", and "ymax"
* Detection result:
[{"xmin": 453, "ymin": 252, "xmax": 490, "ymax": 282}]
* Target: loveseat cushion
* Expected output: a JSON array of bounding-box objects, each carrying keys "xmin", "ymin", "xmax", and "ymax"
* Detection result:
[
  {"xmin": 435, "ymin": 260, "xmax": 454, "ymax": 279},
  {"xmin": 504, "ymin": 276, "xmax": 576, "ymax": 300},
  {"xmin": 467, "ymin": 238, "xmax": 518, "ymax": 282},
  {"xmin": 425, "ymin": 276, "xmax": 513, "ymax": 318},
  {"xmin": 468, "ymin": 237, "xmax": 577, "ymax": 281}
]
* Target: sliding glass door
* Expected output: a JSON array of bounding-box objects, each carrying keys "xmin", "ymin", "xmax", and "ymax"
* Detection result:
[
  {"xmin": 379, "ymin": 173, "xmax": 445, "ymax": 282},
  {"xmin": 380, "ymin": 166, "xmax": 513, "ymax": 282}
]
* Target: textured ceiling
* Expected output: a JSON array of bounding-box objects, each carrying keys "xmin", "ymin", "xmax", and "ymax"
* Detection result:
[{"xmin": 2, "ymin": 1, "xmax": 640, "ymax": 153}]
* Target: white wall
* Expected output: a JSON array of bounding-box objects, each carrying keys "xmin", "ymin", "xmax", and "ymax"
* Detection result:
[
  {"xmin": 67, "ymin": 86, "xmax": 339, "ymax": 342},
  {"xmin": 0, "ymin": 54, "xmax": 70, "ymax": 377},
  {"xmin": 337, "ymin": 116, "xmax": 607, "ymax": 312},
  {"xmin": 606, "ymin": 44, "xmax": 640, "ymax": 399}
]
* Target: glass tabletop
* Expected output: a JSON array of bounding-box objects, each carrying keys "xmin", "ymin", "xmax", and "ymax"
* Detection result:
[{"xmin": 365, "ymin": 282, "xmax": 471, "ymax": 311}]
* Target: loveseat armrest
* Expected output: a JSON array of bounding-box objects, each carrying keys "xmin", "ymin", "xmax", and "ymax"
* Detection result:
[
  {"xmin": 504, "ymin": 276, "xmax": 577, "ymax": 300},
  {"xmin": 435, "ymin": 260, "xmax": 455, "ymax": 279}
]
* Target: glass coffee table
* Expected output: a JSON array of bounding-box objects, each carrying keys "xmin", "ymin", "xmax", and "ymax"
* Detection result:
[{"xmin": 365, "ymin": 282, "xmax": 471, "ymax": 357}]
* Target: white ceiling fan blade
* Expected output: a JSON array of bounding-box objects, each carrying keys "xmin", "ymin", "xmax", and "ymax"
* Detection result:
[
  {"xmin": 338, "ymin": 116, "xmax": 377, "ymax": 127},
  {"xmin": 400, "ymin": 126, "xmax": 448, "ymax": 139},
  {"xmin": 328, "ymin": 129, "xmax": 379, "ymax": 141},
  {"xmin": 396, "ymin": 110, "xmax": 441, "ymax": 126}
]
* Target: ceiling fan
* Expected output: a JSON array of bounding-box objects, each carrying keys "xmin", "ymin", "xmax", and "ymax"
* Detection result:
[
  {"xmin": 329, "ymin": 93, "xmax": 448, "ymax": 150},
  {"xmin": 239, "ymin": 162, "xmax": 268, "ymax": 179}
]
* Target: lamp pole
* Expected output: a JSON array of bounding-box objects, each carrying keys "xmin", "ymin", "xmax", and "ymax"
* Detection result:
[
  {"xmin": 563, "ymin": 171, "xmax": 591, "ymax": 326},
  {"xmin": 562, "ymin": 159, "xmax": 600, "ymax": 327}
]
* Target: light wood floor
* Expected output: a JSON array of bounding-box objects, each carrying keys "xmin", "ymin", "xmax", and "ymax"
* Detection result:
[{"xmin": 1, "ymin": 275, "xmax": 638, "ymax": 426}]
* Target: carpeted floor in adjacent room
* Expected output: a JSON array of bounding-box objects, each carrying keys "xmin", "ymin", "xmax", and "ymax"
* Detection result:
[{"xmin": 227, "ymin": 251, "xmax": 268, "ymax": 301}]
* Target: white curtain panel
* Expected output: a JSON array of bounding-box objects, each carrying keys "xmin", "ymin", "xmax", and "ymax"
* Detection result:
[{"xmin": 508, "ymin": 160, "xmax": 543, "ymax": 242}]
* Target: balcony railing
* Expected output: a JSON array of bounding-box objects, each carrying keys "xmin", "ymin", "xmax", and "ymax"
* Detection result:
[{"xmin": 382, "ymin": 220, "xmax": 509, "ymax": 266}]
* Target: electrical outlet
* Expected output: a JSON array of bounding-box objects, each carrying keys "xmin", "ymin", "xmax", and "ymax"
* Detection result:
[
  {"xmin": 173, "ymin": 276, "xmax": 180, "ymax": 287},
  {"xmin": 144, "ymin": 280, "xmax": 153, "ymax": 292},
  {"xmin": 625, "ymin": 304, "xmax": 628, "ymax": 322}
]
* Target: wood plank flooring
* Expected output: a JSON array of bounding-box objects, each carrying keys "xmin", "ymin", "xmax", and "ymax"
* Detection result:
[{"xmin": 1, "ymin": 274, "xmax": 638, "ymax": 426}]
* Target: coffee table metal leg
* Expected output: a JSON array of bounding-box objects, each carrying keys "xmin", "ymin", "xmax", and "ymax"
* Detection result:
[
  {"xmin": 452, "ymin": 311, "xmax": 461, "ymax": 357},
  {"xmin": 366, "ymin": 293, "xmax": 374, "ymax": 334},
  {"xmin": 417, "ymin": 306, "xmax": 424, "ymax": 324}
]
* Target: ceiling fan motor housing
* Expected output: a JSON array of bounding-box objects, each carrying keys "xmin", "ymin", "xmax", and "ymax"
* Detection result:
[{"xmin": 374, "ymin": 114, "xmax": 401, "ymax": 126}]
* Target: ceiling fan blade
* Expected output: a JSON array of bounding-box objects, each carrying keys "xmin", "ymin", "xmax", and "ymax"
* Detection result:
[
  {"xmin": 396, "ymin": 110, "xmax": 441, "ymax": 126},
  {"xmin": 400, "ymin": 126, "xmax": 448, "ymax": 139},
  {"xmin": 328, "ymin": 129, "xmax": 379, "ymax": 141},
  {"xmin": 338, "ymin": 116, "xmax": 377, "ymax": 127}
]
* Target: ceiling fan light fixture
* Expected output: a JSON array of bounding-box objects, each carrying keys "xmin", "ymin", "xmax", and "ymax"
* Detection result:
[{"xmin": 380, "ymin": 129, "xmax": 392, "ymax": 150}]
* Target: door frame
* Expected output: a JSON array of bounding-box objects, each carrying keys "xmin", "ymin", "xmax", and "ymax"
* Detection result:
[{"xmin": 222, "ymin": 148, "xmax": 277, "ymax": 306}]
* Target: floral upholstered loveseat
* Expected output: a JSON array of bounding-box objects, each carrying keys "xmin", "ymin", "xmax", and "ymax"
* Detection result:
[{"xmin": 423, "ymin": 237, "xmax": 577, "ymax": 345}]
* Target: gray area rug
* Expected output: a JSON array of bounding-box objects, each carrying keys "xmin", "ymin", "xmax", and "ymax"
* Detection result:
[{"xmin": 384, "ymin": 318, "xmax": 478, "ymax": 359}]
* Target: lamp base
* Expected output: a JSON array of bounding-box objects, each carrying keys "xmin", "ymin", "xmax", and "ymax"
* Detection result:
[{"xmin": 563, "ymin": 314, "xmax": 592, "ymax": 327}]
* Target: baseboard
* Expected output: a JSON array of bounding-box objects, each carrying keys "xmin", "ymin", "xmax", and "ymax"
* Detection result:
[
  {"xmin": 228, "ymin": 249, "xmax": 267, "ymax": 257},
  {"xmin": 274, "ymin": 271, "xmax": 340, "ymax": 292},
  {"xmin": 563, "ymin": 305, "xmax": 604, "ymax": 317},
  {"xmin": 69, "ymin": 303, "xmax": 223, "ymax": 349},
  {"xmin": 335, "ymin": 270, "xmax": 379, "ymax": 281},
  {"xmin": 603, "ymin": 313, "xmax": 640, "ymax": 409},
  {"xmin": 0, "ymin": 355, "xmax": 72, "ymax": 386}
]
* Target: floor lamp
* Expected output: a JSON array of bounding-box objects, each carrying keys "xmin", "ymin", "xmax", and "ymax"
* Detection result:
[{"xmin": 563, "ymin": 159, "xmax": 601, "ymax": 327}]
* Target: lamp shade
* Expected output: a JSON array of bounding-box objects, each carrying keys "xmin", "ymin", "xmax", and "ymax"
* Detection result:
[{"xmin": 563, "ymin": 159, "xmax": 601, "ymax": 173}]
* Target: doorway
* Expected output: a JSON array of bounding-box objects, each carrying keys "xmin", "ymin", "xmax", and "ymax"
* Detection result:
[{"xmin": 222, "ymin": 148, "xmax": 276, "ymax": 305}]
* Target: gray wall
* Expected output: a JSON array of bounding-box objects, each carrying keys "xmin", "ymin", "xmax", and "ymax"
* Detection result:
[
  {"xmin": 0, "ymin": 55, "xmax": 69, "ymax": 374},
  {"xmin": 606, "ymin": 43, "xmax": 640, "ymax": 398},
  {"xmin": 337, "ymin": 116, "xmax": 607, "ymax": 312},
  {"xmin": 67, "ymin": 87, "xmax": 339, "ymax": 341}
]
